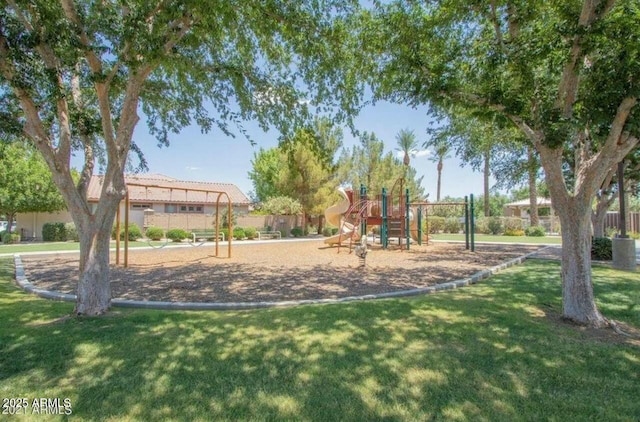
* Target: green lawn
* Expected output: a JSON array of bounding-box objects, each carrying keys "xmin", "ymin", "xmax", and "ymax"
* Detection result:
[
  {"xmin": 0, "ymin": 240, "xmax": 164, "ymax": 255},
  {"xmin": 430, "ymin": 233, "xmax": 563, "ymax": 244},
  {"xmin": 0, "ymin": 258, "xmax": 638, "ymax": 421}
]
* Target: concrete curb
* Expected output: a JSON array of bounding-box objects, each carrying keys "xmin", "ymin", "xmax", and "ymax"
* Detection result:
[{"xmin": 12, "ymin": 246, "xmax": 549, "ymax": 311}]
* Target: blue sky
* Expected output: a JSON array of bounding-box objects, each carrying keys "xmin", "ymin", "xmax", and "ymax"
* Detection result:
[{"xmin": 127, "ymin": 100, "xmax": 494, "ymax": 201}]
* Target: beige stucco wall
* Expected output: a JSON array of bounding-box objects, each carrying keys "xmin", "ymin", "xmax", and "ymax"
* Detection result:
[
  {"xmin": 17, "ymin": 203, "xmax": 250, "ymax": 239},
  {"xmin": 16, "ymin": 211, "xmax": 73, "ymax": 240}
]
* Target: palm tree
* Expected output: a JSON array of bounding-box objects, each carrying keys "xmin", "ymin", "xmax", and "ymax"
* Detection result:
[
  {"xmin": 430, "ymin": 139, "xmax": 450, "ymax": 202},
  {"xmin": 395, "ymin": 129, "xmax": 418, "ymax": 169}
]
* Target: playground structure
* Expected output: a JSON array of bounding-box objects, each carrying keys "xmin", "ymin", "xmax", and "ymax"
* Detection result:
[
  {"xmin": 114, "ymin": 183, "xmax": 233, "ymax": 268},
  {"xmin": 325, "ymin": 181, "xmax": 476, "ymax": 252}
]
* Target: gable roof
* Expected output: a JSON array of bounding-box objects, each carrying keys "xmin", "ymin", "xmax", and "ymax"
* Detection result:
[{"xmin": 87, "ymin": 174, "xmax": 250, "ymax": 205}]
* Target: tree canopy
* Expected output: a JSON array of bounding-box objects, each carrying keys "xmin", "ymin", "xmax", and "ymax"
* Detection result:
[
  {"xmin": 362, "ymin": 0, "xmax": 640, "ymax": 326},
  {"xmin": 0, "ymin": 141, "xmax": 66, "ymax": 232},
  {"xmin": 336, "ymin": 131, "xmax": 426, "ymax": 201},
  {"xmin": 0, "ymin": 1, "xmax": 362, "ymax": 315}
]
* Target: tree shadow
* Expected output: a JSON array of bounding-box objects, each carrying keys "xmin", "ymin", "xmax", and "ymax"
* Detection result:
[{"xmin": 2, "ymin": 258, "xmax": 639, "ymax": 420}]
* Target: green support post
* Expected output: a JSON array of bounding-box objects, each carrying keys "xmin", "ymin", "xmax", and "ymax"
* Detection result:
[
  {"xmin": 405, "ymin": 188, "xmax": 410, "ymax": 250},
  {"xmin": 464, "ymin": 195, "xmax": 469, "ymax": 250},
  {"xmin": 470, "ymin": 194, "xmax": 475, "ymax": 252},
  {"xmin": 360, "ymin": 184, "xmax": 367, "ymax": 238},
  {"xmin": 417, "ymin": 206, "xmax": 423, "ymax": 246},
  {"xmin": 381, "ymin": 188, "xmax": 388, "ymax": 249}
]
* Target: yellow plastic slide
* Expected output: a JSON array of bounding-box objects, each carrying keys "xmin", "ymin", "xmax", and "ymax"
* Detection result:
[{"xmin": 324, "ymin": 188, "xmax": 359, "ymax": 245}]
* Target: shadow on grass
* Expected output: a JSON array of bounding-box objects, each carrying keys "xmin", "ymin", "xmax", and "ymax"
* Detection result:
[{"xmin": 0, "ymin": 259, "xmax": 639, "ymax": 420}]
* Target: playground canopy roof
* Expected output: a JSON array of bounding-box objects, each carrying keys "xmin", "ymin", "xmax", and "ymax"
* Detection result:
[{"xmin": 87, "ymin": 173, "xmax": 251, "ymax": 205}]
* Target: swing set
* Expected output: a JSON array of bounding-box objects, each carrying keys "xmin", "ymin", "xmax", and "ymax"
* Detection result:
[{"xmin": 114, "ymin": 182, "xmax": 233, "ymax": 268}]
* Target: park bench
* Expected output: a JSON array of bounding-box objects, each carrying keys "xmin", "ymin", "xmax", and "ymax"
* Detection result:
[
  {"xmin": 191, "ymin": 229, "xmax": 225, "ymax": 242},
  {"xmin": 257, "ymin": 230, "xmax": 281, "ymax": 240}
]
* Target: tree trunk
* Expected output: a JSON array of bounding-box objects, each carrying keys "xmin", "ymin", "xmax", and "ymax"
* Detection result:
[
  {"xmin": 436, "ymin": 158, "xmax": 443, "ymax": 202},
  {"xmin": 483, "ymin": 151, "xmax": 490, "ymax": 216},
  {"xmin": 75, "ymin": 220, "xmax": 114, "ymax": 315},
  {"xmin": 591, "ymin": 196, "xmax": 611, "ymax": 238},
  {"xmin": 533, "ymin": 141, "xmax": 614, "ymax": 328},
  {"xmin": 6, "ymin": 212, "xmax": 16, "ymax": 234},
  {"xmin": 528, "ymin": 146, "xmax": 539, "ymax": 227},
  {"xmin": 557, "ymin": 203, "xmax": 606, "ymax": 327},
  {"xmin": 67, "ymin": 171, "xmax": 125, "ymax": 316}
]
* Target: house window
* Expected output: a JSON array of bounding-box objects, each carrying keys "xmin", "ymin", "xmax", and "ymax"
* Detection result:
[
  {"xmin": 165, "ymin": 204, "xmax": 178, "ymax": 213},
  {"xmin": 131, "ymin": 203, "xmax": 152, "ymax": 210},
  {"xmin": 178, "ymin": 204, "xmax": 204, "ymax": 213}
]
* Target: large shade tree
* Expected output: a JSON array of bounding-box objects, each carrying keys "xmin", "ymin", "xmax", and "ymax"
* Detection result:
[
  {"xmin": 278, "ymin": 119, "xmax": 343, "ymax": 230},
  {"xmin": 434, "ymin": 113, "xmax": 543, "ymax": 220},
  {"xmin": 0, "ymin": 141, "xmax": 66, "ymax": 232},
  {"xmin": 249, "ymin": 117, "xmax": 344, "ymax": 232},
  {"xmin": 337, "ymin": 131, "xmax": 426, "ymax": 200},
  {"xmin": 365, "ymin": 0, "xmax": 640, "ymax": 327},
  {"xmin": 0, "ymin": 1, "xmax": 361, "ymax": 315}
]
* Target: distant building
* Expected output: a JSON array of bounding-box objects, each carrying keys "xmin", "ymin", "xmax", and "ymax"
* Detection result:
[
  {"xmin": 17, "ymin": 174, "xmax": 251, "ymax": 240},
  {"xmin": 503, "ymin": 197, "xmax": 559, "ymax": 233},
  {"xmin": 503, "ymin": 198, "xmax": 554, "ymax": 219}
]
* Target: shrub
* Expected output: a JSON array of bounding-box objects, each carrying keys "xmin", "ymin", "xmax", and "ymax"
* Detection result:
[
  {"xmin": 525, "ymin": 225, "xmax": 546, "ymax": 237},
  {"xmin": 474, "ymin": 218, "xmax": 490, "ymax": 234},
  {"xmin": 322, "ymin": 227, "xmax": 333, "ymax": 237},
  {"xmin": 244, "ymin": 227, "xmax": 257, "ymax": 240},
  {"xmin": 112, "ymin": 223, "xmax": 142, "ymax": 241},
  {"xmin": 331, "ymin": 227, "xmax": 339, "ymax": 235},
  {"xmin": 487, "ymin": 217, "xmax": 503, "ymax": 235},
  {"xmin": 504, "ymin": 228, "xmax": 525, "ymax": 236},
  {"xmin": 279, "ymin": 229, "xmax": 287, "ymax": 238},
  {"xmin": 233, "ymin": 227, "xmax": 245, "ymax": 240},
  {"xmin": 503, "ymin": 217, "xmax": 525, "ymax": 231},
  {"xmin": 220, "ymin": 228, "xmax": 229, "ymax": 240},
  {"xmin": 591, "ymin": 237, "xmax": 612, "ymax": 261},
  {"xmin": 126, "ymin": 224, "xmax": 142, "ymax": 241},
  {"xmin": 42, "ymin": 222, "xmax": 67, "ymax": 242},
  {"xmin": 444, "ymin": 217, "xmax": 461, "ymax": 234},
  {"xmin": 290, "ymin": 227, "xmax": 304, "ymax": 237},
  {"xmin": 2, "ymin": 231, "xmax": 20, "ymax": 244},
  {"xmin": 64, "ymin": 222, "xmax": 79, "ymax": 242},
  {"xmin": 166, "ymin": 228, "xmax": 188, "ymax": 242},
  {"xmin": 145, "ymin": 226, "xmax": 164, "ymax": 241},
  {"xmin": 426, "ymin": 216, "xmax": 445, "ymax": 234},
  {"xmin": 605, "ymin": 227, "xmax": 618, "ymax": 238}
]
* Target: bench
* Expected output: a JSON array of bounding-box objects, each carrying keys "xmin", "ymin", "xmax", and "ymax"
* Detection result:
[
  {"xmin": 257, "ymin": 230, "xmax": 281, "ymax": 240},
  {"xmin": 191, "ymin": 230, "xmax": 225, "ymax": 242}
]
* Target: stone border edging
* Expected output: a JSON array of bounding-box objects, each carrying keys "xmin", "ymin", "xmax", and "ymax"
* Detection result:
[{"xmin": 12, "ymin": 246, "xmax": 551, "ymax": 311}]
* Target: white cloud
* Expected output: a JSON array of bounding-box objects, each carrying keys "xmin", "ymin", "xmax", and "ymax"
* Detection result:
[
  {"xmin": 413, "ymin": 149, "xmax": 431, "ymax": 158},
  {"xmin": 396, "ymin": 149, "xmax": 431, "ymax": 159},
  {"xmin": 185, "ymin": 166, "xmax": 200, "ymax": 171}
]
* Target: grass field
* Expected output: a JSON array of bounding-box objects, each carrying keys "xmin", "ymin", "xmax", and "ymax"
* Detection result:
[
  {"xmin": 1, "ymin": 257, "xmax": 638, "ymax": 421},
  {"xmin": 0, "ymin": 240, "xmax": 174, "ymax": 255}
]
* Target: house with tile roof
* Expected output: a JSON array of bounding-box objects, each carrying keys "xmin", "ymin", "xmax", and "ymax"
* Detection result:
[{"xmin": 16, "ymin": 174, "xmax": 251, "ymax": 240}]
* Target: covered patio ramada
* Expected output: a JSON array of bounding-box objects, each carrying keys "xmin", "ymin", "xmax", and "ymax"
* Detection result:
[{"xmin": 503, "ymin": 198, "xmax": 559, "ymax": 234}]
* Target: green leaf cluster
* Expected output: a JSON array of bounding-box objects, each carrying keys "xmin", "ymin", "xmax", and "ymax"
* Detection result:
[{"xmin": 0, "ymin": 142, "xmax": 66, "ymax": 224}]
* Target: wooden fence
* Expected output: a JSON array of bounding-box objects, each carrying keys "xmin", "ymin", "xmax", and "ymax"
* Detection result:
[{"xmin": 604, "ymin": 212, "xmax": 640, "ymax": 233}]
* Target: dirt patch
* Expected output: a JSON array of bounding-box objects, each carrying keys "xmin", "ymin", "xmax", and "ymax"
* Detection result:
[
  {"xmin": 20, "ymin": 239, "xmax": 542, "ymax": 303},
  {"xmin": 541, "ymin": 304, "xmax": 640, "ymax": 348}
]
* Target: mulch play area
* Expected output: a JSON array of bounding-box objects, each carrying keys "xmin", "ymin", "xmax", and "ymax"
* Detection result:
[{"xmin": 20, "ymin": 239, "xmax": 544, "ymax": 303}]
